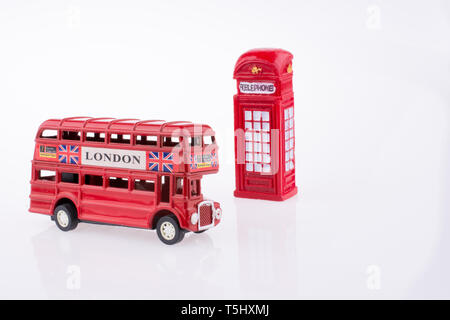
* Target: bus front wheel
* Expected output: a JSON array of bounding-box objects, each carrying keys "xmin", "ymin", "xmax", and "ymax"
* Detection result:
[
  {"xmin": 54, "ymin": 204, "xmax": 78, "ymax": 231},
  {"xmin": 156, "ymin": 216, "xmax": 185, "ymax": 245}
]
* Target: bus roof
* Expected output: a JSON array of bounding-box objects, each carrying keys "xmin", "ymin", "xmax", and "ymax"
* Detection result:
[{"xmin": 40, "ymin": 117, "xmax": 215, "ymax": 136}]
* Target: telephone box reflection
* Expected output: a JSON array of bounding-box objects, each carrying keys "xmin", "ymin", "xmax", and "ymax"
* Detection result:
[{"xmin": 235, "ymin": 199, "xmax": 298, "ymax": 298}]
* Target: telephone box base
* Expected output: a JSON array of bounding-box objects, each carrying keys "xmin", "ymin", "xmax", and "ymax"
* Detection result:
[{"xmin": 233, "ymin": 187, "xmax": 298, "ymax": 201}]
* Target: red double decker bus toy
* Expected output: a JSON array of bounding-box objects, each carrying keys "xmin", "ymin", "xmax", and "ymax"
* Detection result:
[
  {"xmin": 233, "ymin": 48, "xmax": 298, "ymax": 201},
  {"xmin": 29, "ymin": 117, "xmax": 222, "ymax": 244}
]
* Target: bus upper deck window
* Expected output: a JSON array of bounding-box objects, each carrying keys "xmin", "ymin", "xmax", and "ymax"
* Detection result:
[
  {"xmin": 162, "ymin": 136, "xmax": 180, "ymax": 147},
  {"xmin": 203, "ymin": 136, "xmax": 215, "ymax": 145},
  {"xmin": 189, "ymin": 136, "xmax": 202, "ymax": 147},
  {"xmin": 136, "ymin": 135, "xmax": 157, "ymax": 146},
  {"xmin": 62, "ymin": 130, "xmax": 81, "ymax": 141},
  {"xmin": 86, "ymin": 132, "xmax": 105, "ymax": 142},
  {"xmin": 40, "ymin": 129, "xmax": 57, "ymax": 139},
  {"xmin": 110, "ymin": 133, "xmax": 131, "ymax": 144}
]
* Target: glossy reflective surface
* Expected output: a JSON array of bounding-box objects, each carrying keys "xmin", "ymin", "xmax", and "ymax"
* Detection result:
[{"xmin": 1, "ymin": 0, "xmax": 449, "ymax": 299}]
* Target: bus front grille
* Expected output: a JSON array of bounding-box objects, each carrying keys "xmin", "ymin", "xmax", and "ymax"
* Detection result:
[{"xmin": 199, "ymin": 203, "xmax": 213, "ymax": 227}]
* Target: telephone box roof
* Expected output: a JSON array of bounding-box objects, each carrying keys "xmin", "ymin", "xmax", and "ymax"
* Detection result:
[{"xmin": 234, "ymin": 48, "xmax": 293, "ymax": 77}]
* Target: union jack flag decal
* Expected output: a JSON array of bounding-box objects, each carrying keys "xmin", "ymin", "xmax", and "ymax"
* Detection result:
[
  {"xmin": 58, "ymin": 145, "xmax": 80, "ymax": 165},
  {"xmin": 211, "ymin": 150, "xmax": 218, "ymax": 168},
  {"xmin": 148, "ymin": 152, "xmax": 174, "ymax": 173}
]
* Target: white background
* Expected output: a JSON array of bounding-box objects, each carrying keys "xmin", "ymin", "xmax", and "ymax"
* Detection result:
[{"xmin": 0, "ymin": 0, "xmax": 449, "ymax": 299}]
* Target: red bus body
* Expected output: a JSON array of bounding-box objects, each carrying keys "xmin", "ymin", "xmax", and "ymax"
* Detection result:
[
  {"xmin": 29, "ymin": 117, "xmax": 221, "ymax": 238},
  {"xmin": 233, "ymin": 48, "xmax": 297, "ymax": 201}
]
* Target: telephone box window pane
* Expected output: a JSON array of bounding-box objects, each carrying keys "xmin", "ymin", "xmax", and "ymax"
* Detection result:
[
  {"xmin": 244, "ymin": 108, "xmax": 271, "ymax": 173},
  {"xmin": 253, "ymin": 111, "xmax": 261, "ymax": 121},
  {"xmin": 284, "ymin": 106, "xmax": 295, "ymax": 172}
]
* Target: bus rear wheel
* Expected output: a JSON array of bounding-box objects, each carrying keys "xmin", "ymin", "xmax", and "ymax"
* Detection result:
[
  {"xmin": 54, "ymin": 204, "xmax": 78, "ymax": 231},
  {"xmin": 156, "ymin": 216, "xmax": 184, "ymax": 245}
]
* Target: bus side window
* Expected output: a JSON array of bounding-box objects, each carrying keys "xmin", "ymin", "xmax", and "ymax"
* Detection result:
[
  {"xmin": 189, "ymin": 136, "xmax": 202, "ymax": 147},
  {"xmin": 136, "ymin": 135, "xmax": 157, "ymax": 146},
  {"xmin": 190, "ymin": 179, "xmax": 200, "ymax": 197},
  {"xmin": 134, "ymin": 179, "xmax": 155, "ymax": 192},
  {"xmin": 85, "ymin": 132, "xmax": 105, "ymax": 142},
  {"xmin": 162, "ymin": 136, "xmax": 180, "ymax": 147},
  {"xmin": 85, "ymin": 174, "xmax": 103, "ymax": 186},
  {"xmin": 40, "ymin": 129, "xmax": 57, "ymax": 139},
  {"xmin": 62, "ymin": 131, "xmax": 81, "ymax": 141},
  {"xmin": 61, "ymin": 172, "xmax": 79, "ymax": 184},
  {"xmin": 108, "ymin": 176, "xmax": 129, "ymax": 189},
  {"xmin": 175, "ymin": 177, "xmax": 184, "ymax": 195},
  {"xmin": 110, "ymin": 133, "xmax": 131, "ymax": 144},
  {"xmin": 38, "ymin": 170, "xmax": 56, "ymax": 182},
  {"xmin": 203, "ymin": 136, "xmax": 215, "ymax": 145}
]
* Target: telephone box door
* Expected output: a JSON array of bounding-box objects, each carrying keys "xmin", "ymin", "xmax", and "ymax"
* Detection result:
[{"xmin": 240, "ymin": 105, "xmax": 277, "ymax": 194}]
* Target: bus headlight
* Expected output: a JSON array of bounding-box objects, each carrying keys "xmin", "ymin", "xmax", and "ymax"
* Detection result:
[
  {"xmin": 215, "ymin": 208, "xmax": 222, "ymax": 220},
  {"xmin": 190, "ymin": 213, "xmax": 199, "ymax": 225}
]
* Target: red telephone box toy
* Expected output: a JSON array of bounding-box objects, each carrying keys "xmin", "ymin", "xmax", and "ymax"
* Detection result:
[{"xmin": 233, "ymin": 48, "xmax": 298, "ymax": 201}]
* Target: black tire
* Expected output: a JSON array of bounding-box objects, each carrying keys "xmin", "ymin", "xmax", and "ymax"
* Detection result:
[
  {"xmin": 54, "ymin": 204, "xmax": 78, "ymax": 231},
  {"xmin": 156, "ymin": 215, "xmax": 184, "ymax": 245}
]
